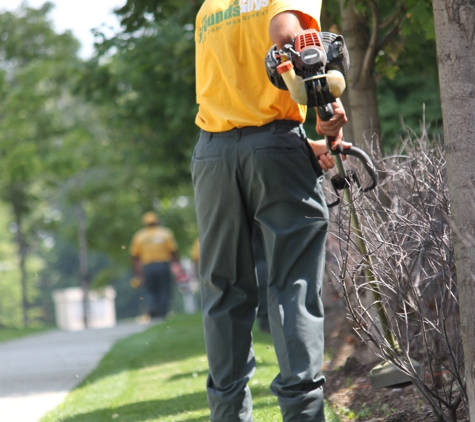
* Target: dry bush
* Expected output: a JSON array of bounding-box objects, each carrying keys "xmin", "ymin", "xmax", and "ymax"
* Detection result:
[{"xmin": 325, "ymin": 127, "xmax": 467, "ymax": 422}]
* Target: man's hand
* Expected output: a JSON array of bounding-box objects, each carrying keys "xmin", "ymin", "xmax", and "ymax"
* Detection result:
[
  {"xmin": 316, "ymin": 145, "xmax": 352, "ymax": 171},
  {"xmin": 308, "ymin": 138, "xmax": 352, "ymax": 172},
  {"xmin": 130, "ymin": 276, "xmax": 143, "ymax": 289},
  {"xmin": 316, "ymin": 99, "xmax": 348, "ymax": 151}
]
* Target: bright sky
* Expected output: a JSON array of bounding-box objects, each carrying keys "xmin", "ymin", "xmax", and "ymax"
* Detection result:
[{"xmin": 0, "ymin": 0, "xmax": 126, "ymax": 58}]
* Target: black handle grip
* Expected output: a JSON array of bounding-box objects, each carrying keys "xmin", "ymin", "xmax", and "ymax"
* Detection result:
[
  {"xmin": 319, "ymin": 106, "xmax": 377, "ymax": 197},
  {"xmin": 340, "ymin": 146, "xmax": 377, "ymax": 192},
  {"xmin": 325, "ymin": 137, "xmax": 378, "ymax": 193},
  {"xmin": 317, "ymin": 104, "xmax": 334, "ymax": 121},
  {"xmin": 326, "ymin": 135, "xmax": 343, "ymax": 156}
]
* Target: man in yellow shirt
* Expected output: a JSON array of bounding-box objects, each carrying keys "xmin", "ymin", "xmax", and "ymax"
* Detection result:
[
  {"xmin": 192, "ymin": 1, "xmax": 350, "ymax": 421},
  {"xmin": 130, "ymin": 212, "xmax": 179, "ymax": 319}
]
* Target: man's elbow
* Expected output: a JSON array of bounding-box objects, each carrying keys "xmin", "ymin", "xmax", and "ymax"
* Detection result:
[{"xmin": 269, "ymin": 11, "xmax": 307, "ymax": 49}]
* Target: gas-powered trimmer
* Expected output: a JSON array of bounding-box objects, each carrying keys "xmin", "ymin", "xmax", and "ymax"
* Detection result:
[
  {"xmin": 265, "ymin": 30, "xmax": 348, "ymax": 121},
  {"xmin": 265, "ymin": 29, "xmax": 377, "ymax": 203},
  {"xmin": 265, "ymin": 29, "xmax": 421, "ymax": 389}
]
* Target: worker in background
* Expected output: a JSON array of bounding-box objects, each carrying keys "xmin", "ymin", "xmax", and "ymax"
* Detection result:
[{"xmin": 130, "ymin": 211, "xmax": 180, "ymax": 319}]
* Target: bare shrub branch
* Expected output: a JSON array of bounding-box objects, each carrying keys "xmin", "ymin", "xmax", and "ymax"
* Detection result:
[{"xmin": 325, "ymin": 129, "xmax": 467, "ymax": 421}]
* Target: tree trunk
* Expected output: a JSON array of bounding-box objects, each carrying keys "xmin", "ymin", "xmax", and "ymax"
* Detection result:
[
  {"xmin": 432, "ymin": 0, "xmax": 475, "ymax": 418},
  {"xmin": 340, "ymin": 87, "xmax": 354, "ymax": 143},
  {"xmin": 77, "ymin": 203, "xmax": 89, "ymax": 329},
  {"xmin": 17, "ymin": 222, "xmax": 28, "ymax": 328},
  {"xmin": 339, "ymin": 0, "xmax": 382, "ymax": 150},
  {"xmin": 12, "ymin": 201, "xmax": 29, "ymax": 327}
]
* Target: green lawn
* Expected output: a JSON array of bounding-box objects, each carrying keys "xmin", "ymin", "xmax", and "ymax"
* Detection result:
[
  {"xmin": 41, "ymin": 313, "xmax": 340, "ymax": 422},
  {"xmin": 0, "ymin": 326, "xmax": 53, "ymax": 343}
]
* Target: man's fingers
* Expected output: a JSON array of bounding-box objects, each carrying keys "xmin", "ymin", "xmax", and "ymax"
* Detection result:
[
  {"xmin": 318, "ymin": 153, "xmax": 335, "ymax": 171},
  {"xmin": 316, "ymin": 100, "xmax": 348, "ymax": 137},
  {"xmin": 316, "ymin": 116, "xmax": 346, "ymax": 136},
  {"xmin": 329, "ymin": 129, "xmax": 344, "ymax": 150}
]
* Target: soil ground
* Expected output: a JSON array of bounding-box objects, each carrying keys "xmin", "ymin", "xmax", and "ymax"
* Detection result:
[{"xmin": 321, "ymin": 293, "xmax": 467, "ymax": 422}]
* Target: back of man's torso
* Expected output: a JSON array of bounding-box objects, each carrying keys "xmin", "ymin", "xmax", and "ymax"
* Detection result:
[{"xmin": 195, "ymin": 0, "xmax": 314, "ymax": 132}]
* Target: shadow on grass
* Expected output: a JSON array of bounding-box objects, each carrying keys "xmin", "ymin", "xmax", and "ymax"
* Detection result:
[
  {"xmin": 57, "ymin": 386, "xmax": 276, "ymax": 422},
  {"xmin": 56, "ymin": 391, "xmax": 209, "ymax": 422},
  {"xmin": 78, "ymin": 313, "xmax": 207, "ymax": 386},
  {"xmin": 82, "ymin": 314, "xmax": 278, "ymax": 388},
  {"xmin": 167, "ymin": 360, "xmax": 277, "ymax": 383},
  {"xmin": 73, "ymin": 313, "xmax": 282, "ymax": 416}
]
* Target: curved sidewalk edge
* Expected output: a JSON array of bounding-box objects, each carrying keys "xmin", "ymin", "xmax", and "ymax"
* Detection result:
[{"xmin": 0, "ymin": 319, "xmax": 156, "ymax": 422}]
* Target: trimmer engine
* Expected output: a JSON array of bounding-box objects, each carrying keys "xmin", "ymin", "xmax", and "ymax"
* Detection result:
[
  {"xmin": 265, "ymin": 29, "xmax": 349, "ymax": 120},
  {"xmin": 292, "ymin": 30, "xmax": 327, "ymax": 73}
]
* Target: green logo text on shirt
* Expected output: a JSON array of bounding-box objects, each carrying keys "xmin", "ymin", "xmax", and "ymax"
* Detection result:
[{"xmin": 198, "ymin": 0, "xmax": 269, "ymax": 44}]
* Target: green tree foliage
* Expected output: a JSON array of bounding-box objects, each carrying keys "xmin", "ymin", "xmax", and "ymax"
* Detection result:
[
  {"xmin": 0, "ymin": 2, "xmax": 81, "ymax": 325},
  {"xmin": 80, "ymin": 0, "xmax": 199, "ymax": 193},
  {"xmin": 75, "ymin": 0, "xmax": 201, "ymax": 258},
  {"xmin": 115, "ymin": 0, "xmax": 201, "ymax": 31},
  {"xmin": 344, "ymin": 0, "xmax": 440, "ymax": 148},
  {"xmin": 0, "ymin": 2, "xmax": 199, "ymax": 328},
  {"xmin": 375, "ymin": 0, "xmax": 441, "ymax": 146}
]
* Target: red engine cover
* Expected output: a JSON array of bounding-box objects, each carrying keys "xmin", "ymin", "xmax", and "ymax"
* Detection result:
[{"xmin": 294, "ymin": 29, "xmax": 324, "ymax": 52}]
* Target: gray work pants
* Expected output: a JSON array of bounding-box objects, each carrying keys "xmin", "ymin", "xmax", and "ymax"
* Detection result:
[
  {"xmin": 191, "ymin": 120, "xmax": 328, "ymax": 422},
  {"xmin": 252, "ymin": 226, "xmax": 269, "ymax": 331}
]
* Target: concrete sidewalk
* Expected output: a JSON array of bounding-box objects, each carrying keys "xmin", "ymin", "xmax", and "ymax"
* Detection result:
[{"xmin": 0, "ymin": 320, "xmax": 154, "ymax": 422}]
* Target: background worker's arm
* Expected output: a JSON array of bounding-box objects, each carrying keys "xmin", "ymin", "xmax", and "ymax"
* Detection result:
[
  {"xmin": 132, "ymin": 256, "xmax": 142, "ymax": 276},
  {"xmin": 130, "ymin": 255, "xmax": 143, "ymax": 288},
  {"xmin": 269, "ymin": 12, "xmax": 348, "ymax": 159},
  {"xmin": 130, "ymin": 234, "xmax": 143, "ymax": 287}
]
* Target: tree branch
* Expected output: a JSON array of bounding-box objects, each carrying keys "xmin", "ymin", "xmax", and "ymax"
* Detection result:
[
  {"xmin": 377, "ymin": 17, "xmax": 403, "ymax": 52},
  {"xmin": 361, "ymin": 0, "xmax": 379, "ymax": 78},
  {"xmin": 379, "ymin": 3, "xmax": 404, "ymax": 30}
]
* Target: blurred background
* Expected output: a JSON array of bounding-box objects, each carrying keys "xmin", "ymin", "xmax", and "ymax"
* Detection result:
[{"xmin": 0, "ymin": 0, "xmax": 440, "ymax": 329}]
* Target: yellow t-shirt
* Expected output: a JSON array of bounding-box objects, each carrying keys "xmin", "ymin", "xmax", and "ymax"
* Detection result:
[
  {"xmin": 195, "ymin": 0, "xmax": 322, "ymax": 132},
  {"xmin": 130, "ymin": 226, "xmax": 177, "ymax": 265}
]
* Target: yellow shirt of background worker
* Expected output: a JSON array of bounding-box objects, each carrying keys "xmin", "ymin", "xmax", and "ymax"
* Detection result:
[{"xmin": 130, "ymin": 212, "xmax": 178, "ymax": 265}]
